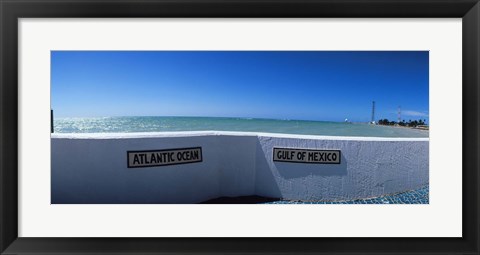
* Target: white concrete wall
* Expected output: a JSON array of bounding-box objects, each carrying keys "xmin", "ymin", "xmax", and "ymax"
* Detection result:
[
  {"xmin": 51, "ymin": 132, "xmax": 428, "ymax": 203},
  {"xmin": 254, "ymin": 135, "xmax": 429, "ymax": 201}
]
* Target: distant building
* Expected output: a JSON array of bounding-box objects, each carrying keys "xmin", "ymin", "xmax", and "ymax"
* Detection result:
[{"xmin": 370, "ymin": 101, "xmax": 376, "ymax": 124}]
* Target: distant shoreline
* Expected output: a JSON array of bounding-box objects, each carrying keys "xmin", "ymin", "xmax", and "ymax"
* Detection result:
[{"xmin": 377, "ymin": 124, "xmax": 429, "ymax": 132}]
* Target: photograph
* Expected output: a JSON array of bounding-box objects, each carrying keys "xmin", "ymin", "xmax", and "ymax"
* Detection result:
[
  {"xmin": 2, "ymin": 0, "xmax": 477, "ymax": 253},
  {"xmin": 50, "ymin": 50, "xmax": 429, "ymax": 204}
]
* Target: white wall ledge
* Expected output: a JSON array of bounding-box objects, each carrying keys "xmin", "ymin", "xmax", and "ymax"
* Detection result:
[{"xmin": 51, "ymin": 131, "xmax": 429, "ymax": 141}]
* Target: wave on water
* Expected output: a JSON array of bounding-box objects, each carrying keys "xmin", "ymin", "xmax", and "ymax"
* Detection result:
[{"xmin": 53, "ymin": 116, "xmax": 429, "ymax": 138}]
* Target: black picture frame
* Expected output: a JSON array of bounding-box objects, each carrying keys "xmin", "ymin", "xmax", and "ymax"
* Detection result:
[{"xmin": 1, "ymin": 0, "xmax": 478, "ymax": 254}]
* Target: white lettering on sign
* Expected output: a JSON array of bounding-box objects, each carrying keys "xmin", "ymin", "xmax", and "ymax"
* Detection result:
[
  {"xmin": 273, "ymin": 147, "xmax": 341, "ymax": 164},
  {"xmin": 127, "ymin": 147, "xmax": 202, "ymax": 168}
]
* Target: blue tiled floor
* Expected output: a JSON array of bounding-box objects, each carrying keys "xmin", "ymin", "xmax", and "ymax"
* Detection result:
[{"xmin": 264, "ymin": 185, "xmax": 429, "ymax": 204}]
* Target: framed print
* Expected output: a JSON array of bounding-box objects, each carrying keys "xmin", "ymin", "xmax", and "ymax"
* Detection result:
[{"xmin": 1, "ymin": 0, "xmax": 479, "ymax": 254}]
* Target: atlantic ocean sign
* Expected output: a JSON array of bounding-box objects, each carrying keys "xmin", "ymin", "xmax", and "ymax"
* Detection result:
[
  {"xmin": 128, "ymin": 147, "xmax": 202, "ymax": 168},
  {"xmin": 273, "ymin": 147, "xmax": 341, "ymax": 164}
]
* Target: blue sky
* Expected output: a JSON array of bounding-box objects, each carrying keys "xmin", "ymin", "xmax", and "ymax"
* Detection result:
[{"xmin": 51, "ymin": 51, "xmax": 429, "ymax": 123}]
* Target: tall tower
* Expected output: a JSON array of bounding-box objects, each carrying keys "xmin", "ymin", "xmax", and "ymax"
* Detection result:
[
  {"xmin": 371, "ymin": 101, "xmax": 375, "ymax": 123},
  {"xmin": 397, "ymin": 106, "xmax": 401, "ymax": 124}
]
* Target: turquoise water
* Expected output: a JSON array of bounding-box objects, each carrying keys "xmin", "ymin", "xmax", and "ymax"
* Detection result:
[
  {"xmin": 53, "ymin": 116, "xmax": 428, "ymax": 138},
  {"xmin": 264, "ymin": 185, "xmax": 429, "ymax": 204}
]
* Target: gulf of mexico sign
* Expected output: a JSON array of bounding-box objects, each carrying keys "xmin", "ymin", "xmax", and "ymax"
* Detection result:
[
  {"xmin": 273, "ymin": 147, "xmax": 341, "ymax": 164},
  {"xmin": 128, "ymin": 147, "xmax": 202, "ymax": 168}
]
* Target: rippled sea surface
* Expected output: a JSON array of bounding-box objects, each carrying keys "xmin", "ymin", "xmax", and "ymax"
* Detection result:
[
  {"xmin": 264, "ymin": 185, "xmax": 429, "ymax": 204},
  {"xmin": 54, "ymin": 116, "xmax": 428, "ymax": 138}
]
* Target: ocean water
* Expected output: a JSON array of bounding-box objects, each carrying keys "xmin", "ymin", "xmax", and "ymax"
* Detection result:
[{"xmin": 53, "ymin": 116, "xmax": 428, "ymax": 138}]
